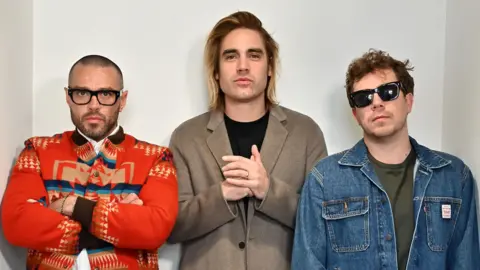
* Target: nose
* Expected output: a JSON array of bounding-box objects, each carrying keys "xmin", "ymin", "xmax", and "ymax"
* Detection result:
[
  {"xmin": 87, "ymin": 94, "xmax": 101, "ymax": 110},
  {"xmin": 371, "ymin": 93, "xmax": 384, "ymax": 110},
  {"xmin": 236, "ymin": 54, "xmax": 250, "ymax": 73}
]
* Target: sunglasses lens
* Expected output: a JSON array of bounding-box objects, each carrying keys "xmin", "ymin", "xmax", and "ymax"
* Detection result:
[
  {"xmin": 378, "ymin": 84, "xmax": 399, "ymax": 102},
  {"xmin": 352, "ymin": 91, "xmax": 373, "ymax": 108}
]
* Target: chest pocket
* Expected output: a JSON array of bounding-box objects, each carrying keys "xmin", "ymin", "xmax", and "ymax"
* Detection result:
[
  {"xmin": 321, "ymin": 196, "xmax": 370, "ymax": 252},
  {"xmin": 423, "ymin": 196, "xmax": 462, "ymax": 252}
]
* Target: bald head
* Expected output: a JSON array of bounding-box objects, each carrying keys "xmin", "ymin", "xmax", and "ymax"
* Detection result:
[{"xmin": 68, "ymin": 55, "xmax": 124, "ymax": 89}]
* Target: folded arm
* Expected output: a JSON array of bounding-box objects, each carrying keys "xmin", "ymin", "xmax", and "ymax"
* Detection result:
[
  {"xmin": 69, "ymin": 147, "xmax": 179, "ymax": 250},
  {"xmin": 1, "ymin": 140, "xmax": 82, "ymax": 254}
]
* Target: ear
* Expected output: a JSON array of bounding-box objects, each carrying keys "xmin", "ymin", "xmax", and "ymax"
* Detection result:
[
  {"xmin": 119, "ymin": 90, "xmax": 128, "ymax": 112},
  {"xmin": 215, "ymin": 73, "xmax": 219, "ymax": 80},
  {"xmin": 268, "ymin": 64, "xmax": 272, "ymax": 76},
  {"xmin": 64, "ymin": 87, "xmax": 72, "ymax": 106},
  {"xmin": 405, "ymin": 93, "xmax": 414, "ymax": 113}
]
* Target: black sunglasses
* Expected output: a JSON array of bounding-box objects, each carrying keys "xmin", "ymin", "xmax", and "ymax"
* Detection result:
[
  {"xmin": 66, "ymin": 87, "xmax": 122, "ymax": 106},
  {"xmin": 349, "ymin": 81, "xmax": 403, "ymax": 108}
]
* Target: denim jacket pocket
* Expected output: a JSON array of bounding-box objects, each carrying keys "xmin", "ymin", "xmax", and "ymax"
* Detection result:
[
  {"xmin": 321, "ymin": 196, "xmax": 370, "ymax": 252},
  {"xmin": 423, "ymin": 196, "xmax": 462, "ymax": 252}
]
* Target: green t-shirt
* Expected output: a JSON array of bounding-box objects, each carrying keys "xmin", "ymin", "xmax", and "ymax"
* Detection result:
[{"xmin": 368, "ymin": 149, "xmax": 416, "ymax": 270}]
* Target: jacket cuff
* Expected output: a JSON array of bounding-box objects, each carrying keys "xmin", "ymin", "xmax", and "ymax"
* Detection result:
[{"xmin": 72, "ymin": 197, "xmax": 96, "ymax": 230}]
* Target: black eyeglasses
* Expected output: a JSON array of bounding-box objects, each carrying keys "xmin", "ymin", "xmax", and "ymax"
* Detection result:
[
  {"xmin": 349, "ymin": 81, "xmax": 403, "ymax": 108},
  {"xmin": 66, "ymin": 87, "xmax": 122, "ymax": 106}
]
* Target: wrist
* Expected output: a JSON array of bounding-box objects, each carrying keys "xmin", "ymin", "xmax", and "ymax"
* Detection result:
[{"xmin": 61, "ymin": 196, "xmax": 77, "ymax": 216}]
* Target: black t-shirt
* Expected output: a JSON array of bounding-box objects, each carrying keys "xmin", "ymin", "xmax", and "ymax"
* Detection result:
[{"xmin": 224, "ymin": 111, "xmax": 269, "ymax": 216}]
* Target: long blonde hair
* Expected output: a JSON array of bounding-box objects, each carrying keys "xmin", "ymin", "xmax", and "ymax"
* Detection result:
[{"xmin": 204, "ymin": 11, "xmax": 280, "ymax": 110}]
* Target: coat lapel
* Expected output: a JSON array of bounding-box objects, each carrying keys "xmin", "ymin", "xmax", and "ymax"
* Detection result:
[
  {"xmin": 206, "ymin": 109, "xmax": 233, "ymax": 170},
  {"xmin": 247, "ymin": 106, "xmax": 288, "ymax": 227}
]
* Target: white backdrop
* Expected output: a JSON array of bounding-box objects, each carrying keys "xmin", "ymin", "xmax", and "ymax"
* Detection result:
[{"xmin": 1, "ymin": 0, "xmax": 478, "ymax": 269}]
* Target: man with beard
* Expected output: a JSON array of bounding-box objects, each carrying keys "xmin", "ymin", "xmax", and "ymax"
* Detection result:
[
  {"xmin": 1, "ymin": 55, "xmax": 178, "ymax": 270},
  {"xmin": 167, "ymin": 11, "xmax": 328, "ymax": 270},
  {"xmin": 292, "ymin": 49, "xmax": 479, "ymax": 270}
]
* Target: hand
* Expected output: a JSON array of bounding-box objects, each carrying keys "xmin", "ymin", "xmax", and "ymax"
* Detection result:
[
  {"xmin": 222, "ymin": 145, "xmax": 269, "ymax": 200},
  {"xmin": 120, "ymin": 193, "xmax": 143, "ymax": 206},
  {"xmin": 221, "ymin": 181, "xmax": 253, "ymax": 201},
  {"xmin": 46, "ymin": 196, "xmax": 77, "ymax": 216}
]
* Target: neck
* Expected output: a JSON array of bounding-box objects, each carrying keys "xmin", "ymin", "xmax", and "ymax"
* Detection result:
[
  {"xmin": 364, "ymin": 126, "xmax": 411, "ymax": 164},
  {"xmin": 224, "ymin": 96, "xmax": 266, "ymax": 122}
]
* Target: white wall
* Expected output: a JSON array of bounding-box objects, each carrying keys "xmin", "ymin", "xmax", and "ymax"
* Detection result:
[
  {"xmin": 442, "ymin": 0, "xmax": 480, "ymax": 214},
  {"xmin": 3, "ymin": 0, "xmax": 468, "ymax": 269},
  {"xmin": 0, "ymin": 0, "xmax": 33, "ymax": 269}
]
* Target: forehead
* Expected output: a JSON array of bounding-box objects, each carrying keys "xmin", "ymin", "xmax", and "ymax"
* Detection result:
[
  {"xmin": 221, "ymin": 28, "xmax": 266, "ymax": 52},
  {"xmin": 353, "ymin": 69, "xmax": 398, "ymax": 92},
  {"xmin": 69, "ymin": 64, "xmax": 122, "ymax": 90}
]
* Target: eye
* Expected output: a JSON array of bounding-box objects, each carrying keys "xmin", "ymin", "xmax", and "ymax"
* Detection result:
[
  {"xmin": 225, "ymin": 54, "xmax": 236, "ymax": 61},
  {"xmin": 75, "ymin": 90, "xmax": 88, "ymax": 96},
  {"xmin": 250, "ymin": 53, "xmax": 261, "ymax": 60}
]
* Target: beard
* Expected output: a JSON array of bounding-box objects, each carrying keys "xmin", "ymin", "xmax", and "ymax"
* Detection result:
[
  {"xmin": 71, "ymin": 108, "xmax": 119, "ymax": 141},
  {"xmin": 363, "ymin": 116, "xmax": 407, "ymax": 142}
]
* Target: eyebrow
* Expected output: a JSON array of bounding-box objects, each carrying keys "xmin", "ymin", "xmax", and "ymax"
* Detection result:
[
  {"xmin": 69, "ymin": 86, "xmax": 119, "ymax": 91},
  {"xmin": 222, "ymin": 48, "xmax": 265, "ymax": 56}
]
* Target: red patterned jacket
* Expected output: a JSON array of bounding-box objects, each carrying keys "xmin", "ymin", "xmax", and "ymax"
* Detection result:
[{"xmin": 1, "ymin": 127, "xmax": 178, "ymax": 269}]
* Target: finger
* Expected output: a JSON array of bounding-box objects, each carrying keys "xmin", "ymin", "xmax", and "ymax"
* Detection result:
[
  {"xmin": 27, "ymin": 199, "xmax": 37, "ymax": 203},
  {"xmin": 251, "ymin": 145, "xmax": 262, "ymax": 163},
  {"xmin": 222, "ymin": 155, "xmax": 250, "ymax": 162},
  {"xmin": 226, "ymin": 178, "xmax": 257, "ymax": 189},
  {"xmin": 121, "ymin": 193, "xmax": 138, "ymax": 203},
  {"xmin": 223, "ymin": 169, "xmax": 249, "ymax": 178},
  {"xmin": 222, "ymin": 160, "xmax": 251, "ymax": 172},
  {"xmin": 131, "ymin": 199, "xmax": 144, "ymax": 206}
]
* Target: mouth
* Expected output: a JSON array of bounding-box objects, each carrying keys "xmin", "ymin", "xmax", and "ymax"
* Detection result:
[
  {"xmin": 235, "ymin": 78, "xmax": 252, "ymax": 87},
  {"xmin": 373, "ymin": 115, "xmax": 389, "ymax": 122},
  {"xmin": 84, "ymin": 115, "xmax": 104, "ymax": 123}
]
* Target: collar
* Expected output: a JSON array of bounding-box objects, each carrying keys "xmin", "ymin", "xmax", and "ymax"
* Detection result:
[
  {"xmin": 338, "ymin": 136, "xmax": 451, "ymax": 169},
  {"xmin": 206, "ymin": 104, "xmax": 287, "ymax": 131},
  {"xmin": 71, "ymin": 125, "xmax": 125, "ymax": 147}
]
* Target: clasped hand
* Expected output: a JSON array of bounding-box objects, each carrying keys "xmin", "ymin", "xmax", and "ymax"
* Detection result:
[{"xmin": 221, "ymin": 145, "xmax": 269, "ymax": 201}]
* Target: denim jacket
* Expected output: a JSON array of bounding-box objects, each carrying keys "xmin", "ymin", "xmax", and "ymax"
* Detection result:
[{"xmin": 292, "ymin": 137, "xmax": 479, "ymax": 270}]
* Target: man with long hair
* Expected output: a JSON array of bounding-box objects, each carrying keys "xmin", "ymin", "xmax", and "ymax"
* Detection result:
[{"xmin": 168, "ymin": 11, "xmax": 328, "ymax": 270}]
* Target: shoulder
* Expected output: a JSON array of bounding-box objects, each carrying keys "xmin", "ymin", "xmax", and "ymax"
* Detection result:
[
  {"xmin": 313, "ymin": 150, "xmax": 346, "ymax": 171},
  {"xmin": 169, "ymin": 112, "xmax": 211, "ymax": 147},
  {"xmin": 23, "ymin": 132, "xmax": 69, "ymax": 151},
  {"xmin": 126, "ymin": 135, "xmax": 173, "ymax": 162},
  {"xmin": 431, "ymin": 149, "xmax": 471, "ymax": 176},
  {"xmin": 278, "ymin": 105, "xmax": 325, "ymax": 139}
]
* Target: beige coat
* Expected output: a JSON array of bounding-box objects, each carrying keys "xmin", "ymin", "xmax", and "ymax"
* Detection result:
[{"xmin": 168, "ymin": 105, "xmax": 328, "ymax": 270}]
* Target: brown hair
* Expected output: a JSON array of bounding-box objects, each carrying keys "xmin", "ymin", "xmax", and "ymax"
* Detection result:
[
  {"xmin": 204, "ymin": 11, "xmax": 280, "ymax": 110},
  {"xmin": 345, "ymin": 49, "xmax": 414, "ymax": 106}
]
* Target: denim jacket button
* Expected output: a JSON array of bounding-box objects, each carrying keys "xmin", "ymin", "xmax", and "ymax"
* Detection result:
[{"xmin": 385, "ymin": 234, "xmax": 392, "ymax": 241}]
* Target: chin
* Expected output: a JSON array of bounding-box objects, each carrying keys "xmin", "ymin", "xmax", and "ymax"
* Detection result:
[{"xmin": 365, "ymin": 126, "xmax": 396, "ymax": 138}]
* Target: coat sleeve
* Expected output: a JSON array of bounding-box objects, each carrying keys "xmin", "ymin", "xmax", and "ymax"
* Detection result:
[
  {"xmin": 1, "ymin": 138, "xmax": 82, "ymax": 254},
  {"xmin": 167, "ymin": 128, "xmax": 238, "ymax": 243}
]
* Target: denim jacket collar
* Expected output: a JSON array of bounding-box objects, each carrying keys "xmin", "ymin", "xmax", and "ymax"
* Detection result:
[{"xmin": 338, "ymin": 136, "xmax": 451, "ymax": 170}]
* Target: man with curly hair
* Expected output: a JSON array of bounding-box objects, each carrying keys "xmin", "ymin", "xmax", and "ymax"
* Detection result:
[{"xmin": 292, "ymin": 49, "xmax": 479, "ymax": 270}]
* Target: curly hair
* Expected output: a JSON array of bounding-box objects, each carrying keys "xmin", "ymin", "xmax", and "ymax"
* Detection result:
[{"xmin": 345, "ymin": 49, "xmax": 415, "ymax": 103}]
